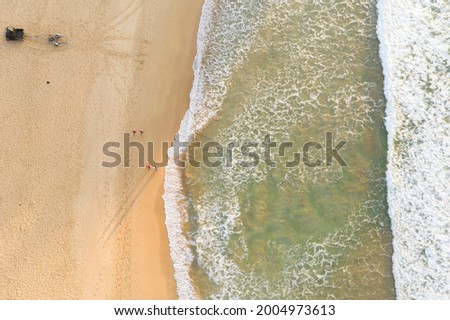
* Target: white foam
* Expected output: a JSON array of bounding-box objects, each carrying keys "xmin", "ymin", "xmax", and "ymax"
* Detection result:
[
  {"xmin": 377, "ymin": 0, "xmax": 450, "ymax": 299},
  {"xmin": 162, "ymin": 0, "xmax": 216, "ymax": 299},
  {"xmin": 162, "ymin": 0, "xmax": 264, "ymax": 299}
]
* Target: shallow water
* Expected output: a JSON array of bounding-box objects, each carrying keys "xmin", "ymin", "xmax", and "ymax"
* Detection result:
[{"xmin": 165, "ymin": 0, "xmax": 396, "ymax": 299}]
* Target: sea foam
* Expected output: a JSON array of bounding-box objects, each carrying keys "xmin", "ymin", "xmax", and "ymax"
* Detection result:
[
  {"xmin": 162, "ymin": 0, "xmax": 264, "ymax": 299},
  {"xmin": 162, "ymin": 0, "xmax": 215, "ymax": 299},
  {"xmin": 377, "ymin": 0, "xmax": 450, "ymax": 299}
]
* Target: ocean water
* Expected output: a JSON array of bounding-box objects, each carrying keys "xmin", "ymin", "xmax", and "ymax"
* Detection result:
[
  {"xmin": 164, "ymin": 0, "xmax": 448, "ymax": 299},
  {"xmin": 377, "ymin": 0, "xmax": 450, "ymax": 299}
]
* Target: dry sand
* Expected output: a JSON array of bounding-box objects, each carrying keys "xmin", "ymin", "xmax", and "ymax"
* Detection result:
[{"xmin": 0, "ymin": 0, "xmax": 203, "ymax": 299}]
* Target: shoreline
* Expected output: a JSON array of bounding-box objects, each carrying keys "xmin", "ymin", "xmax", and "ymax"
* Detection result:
[
  {"xmin": 123, "ymin": 0, "xmax": 204, "ymax": 299},
  {"xmin": 0, "ymin": 0, "xmax": 203, "ymax": 299}
]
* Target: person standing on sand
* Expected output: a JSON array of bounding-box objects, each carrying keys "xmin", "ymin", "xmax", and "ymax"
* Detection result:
[{"xmin": 139, "ymin": 129, "xmax": 144, "ymax": 134}]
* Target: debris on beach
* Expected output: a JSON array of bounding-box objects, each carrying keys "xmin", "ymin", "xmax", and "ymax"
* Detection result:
[
  {"xmin": 4, "ymin": 27, "xmax": 24, "ymax": 40},
  {"xmin": 4, "ymin": 26, "xmax": 68, "ymax": 47}
]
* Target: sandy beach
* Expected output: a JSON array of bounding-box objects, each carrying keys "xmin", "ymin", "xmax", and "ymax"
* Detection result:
[{"xmin": 0, "ymin": 0, "xmax": 203, "ymax": 299}]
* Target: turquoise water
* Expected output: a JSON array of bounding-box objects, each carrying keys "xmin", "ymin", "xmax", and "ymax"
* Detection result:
[{"xmin": 166, "ymin": 0, "xmax": 396, "ymax": 299}]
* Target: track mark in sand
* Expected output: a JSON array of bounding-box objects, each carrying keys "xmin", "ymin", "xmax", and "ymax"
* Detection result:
[
  {"xmin": 101, "ymin": 170, "xmax": 149, "ymax": 237},
  {"xmin": 104, "ymin": 0, "xmax": 144, "ymax": 28},
  {"xmin": 101, "ymin": 170, "xmax": 158, "ymax": 245},
  {"xmin": 97, "ymin": 37, "xmax": 149, "ymax": 59}
]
